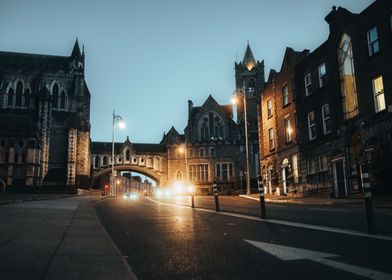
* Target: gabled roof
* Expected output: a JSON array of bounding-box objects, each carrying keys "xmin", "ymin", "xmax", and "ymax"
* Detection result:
[{"xmin": 189, "ymin": 95, "xmax": 232, "ymax": 120}]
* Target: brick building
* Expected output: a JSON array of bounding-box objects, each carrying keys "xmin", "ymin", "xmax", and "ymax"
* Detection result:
[
  {"xmin": 0, "ymin": 40, "xmax": 91, "ymax": 191},
  {"xmin": 293, "ymin": 0, "xmax": 392, "ymax": 197},
  {"xmin": 259, "ymin": 48, "xmax": 308, "ymax": 195}
]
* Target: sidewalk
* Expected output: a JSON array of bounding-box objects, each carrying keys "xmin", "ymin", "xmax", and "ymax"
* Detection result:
[
  {"xmin": 0, "ymin": 193, "xmax": 77, "ymax": 205},
  {"xmin": 240, "ymin": 193, "xmax": 392, "ymax": 208},
  {"xmin": 0, "ymin": 196, "xmax": 137, "ymax": 280}
]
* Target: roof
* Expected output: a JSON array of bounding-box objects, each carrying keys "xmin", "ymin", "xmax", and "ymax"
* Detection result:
[{"xmin": 0, "ymin": 51, "xmax": 70, "ymax": 72}]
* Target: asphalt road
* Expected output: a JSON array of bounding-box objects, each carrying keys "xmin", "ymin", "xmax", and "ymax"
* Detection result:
[
  {"xmin": 95, "ymin": 197, "xmax": 392, "ymax": 280},
  {"xmin": 151, "ymin": 196, "xmax": 392, "ymax": 235}
]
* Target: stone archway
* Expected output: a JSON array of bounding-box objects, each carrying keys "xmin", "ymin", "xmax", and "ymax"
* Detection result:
[{"xmin": 92, "ymin": 164, "xmax": 165, "ymax": 187}]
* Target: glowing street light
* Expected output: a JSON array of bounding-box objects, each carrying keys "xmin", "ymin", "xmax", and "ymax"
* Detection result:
[
  {"xmin": 231, "ymin": 88, "xmax": 251, "ymax": 195},
  {"xmin": 112, "ymin": 110, "xmax": 125, "ymax": 197}
]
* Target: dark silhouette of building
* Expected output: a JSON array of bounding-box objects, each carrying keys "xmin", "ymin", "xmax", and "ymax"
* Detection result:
[{"xmin": 0, "ymin": 40, "xmax": 91, "ymax": 191}]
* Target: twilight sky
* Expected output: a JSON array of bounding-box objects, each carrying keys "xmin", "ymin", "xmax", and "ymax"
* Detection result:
[{"xmin": 0, "ymin": 0, "xmax": 373, "ymax": 144}]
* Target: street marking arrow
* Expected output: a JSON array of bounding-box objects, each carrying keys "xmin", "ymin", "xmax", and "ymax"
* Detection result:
[{"xmin": 244, "ymin": 239, "xmax": 392, "ymax": 280}]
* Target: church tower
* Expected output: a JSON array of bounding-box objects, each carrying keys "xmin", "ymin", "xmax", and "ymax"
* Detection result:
[{"xmin": 234, "ymin": 43, "xmax": 265, "ymax": 186}]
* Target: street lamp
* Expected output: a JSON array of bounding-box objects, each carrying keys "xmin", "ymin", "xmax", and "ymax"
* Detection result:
[
  {"xmin": 231, "ymin": 88, "xmax": 251, "ymax": 195},
  {"xmin": 112, "ymin": 110, "xmax": 125, "ymax": 197}
]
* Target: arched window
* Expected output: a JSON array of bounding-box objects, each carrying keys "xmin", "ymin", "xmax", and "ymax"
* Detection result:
[
  {"xmin": 199, "ymin": 112, "xmax": 225, "ymax": 141},
  {"xmin": 102, "ymin": 156, "xmax": 108, "ymax": 166},
  {"xmin": 24, "ymin": 88, "xmax": 30, "ymax": 108},
  {"xmin": 338, "ymin": 34, "xmax": 358, "ymax": 120},
  {"xmin": 7, "ymin": 88, "xmax": 14, "ymax": 106},
  {"xmin": 15, "ymin": 81, "xmax": 23, "ymax": 107},
  {"xmin": 60, "ymin": 91, "xmax": 66, "ymax": 109},
  {"xmin": 125, "ymin": 150, "xmax": 130, "ymax": 161},
  {"xmin": 94, "ymin": 156, "xmax": 99, "ymax": 168},
  {"xmin": 200, "ymin": 117, "xmax": 209, "ymax": 141},
  {"xmin": 176, "ymin": 170, "xmax": 183, "ymax": 181},
  {"xmin": 52, "ymin": 84, "xmax": 59, "ymax": 109}
]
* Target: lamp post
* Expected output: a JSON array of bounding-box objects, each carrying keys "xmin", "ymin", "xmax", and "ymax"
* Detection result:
[
  {"xmin": 112, "ymin": 110, "xmax": 125, "ymax": 197},
  {"xmin": 231, "ymin": 88, "xmax": 251, "ymax": 195}
]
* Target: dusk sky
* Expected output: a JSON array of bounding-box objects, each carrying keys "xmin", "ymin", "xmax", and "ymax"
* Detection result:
[{"xmin": 0, "ymin": 0, "xmax": 373, "ymax": 144}]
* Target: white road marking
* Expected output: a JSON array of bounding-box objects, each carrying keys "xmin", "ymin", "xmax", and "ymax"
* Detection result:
[
  {"xmin": 147, "ymin": 197, "xmax": 392, "ymax": 241},
  {"xmin": 245, "ymin": 240, "xmax": 392, "ymax": 280},
  {"xmin": 309, "ymin": 207, "xmax": 350, "ymax": 213}
]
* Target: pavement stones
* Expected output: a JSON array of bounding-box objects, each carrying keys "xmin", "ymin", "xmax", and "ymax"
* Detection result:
[{"xmin": 0, "ymin": 196, "xmax": 137, "ymax": 280}]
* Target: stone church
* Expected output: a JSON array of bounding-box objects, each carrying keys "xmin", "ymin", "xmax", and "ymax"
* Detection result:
[{"xmin": 0, "ymin": 40, "xmax": 91, "ymax": 191}]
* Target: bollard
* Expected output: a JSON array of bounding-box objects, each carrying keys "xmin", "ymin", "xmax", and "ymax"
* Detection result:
[
  {"xmin": 362, "ymin": 165, "xmax": 376, "ymax": 234},
  {"xmin": 213, "ymin": 181, "xmax": 220, "ymax": 212},
  {"xmin": 257, "ymin": 175, "xmax": 267, "ymax": 219},
  {"xmin": 191, "ymin": 194, "xmax": 195, "ymax": 208}
]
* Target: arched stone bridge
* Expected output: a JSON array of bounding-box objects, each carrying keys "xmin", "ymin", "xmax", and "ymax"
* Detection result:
[{"xmin": 91, "ymin": 138, "xmax": 168, "ymax": 187}]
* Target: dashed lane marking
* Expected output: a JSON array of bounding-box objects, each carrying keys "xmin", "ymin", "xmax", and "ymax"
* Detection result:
[{"xmin": 147, "ymin": 197, "xmax": 392, "ymax": 242}]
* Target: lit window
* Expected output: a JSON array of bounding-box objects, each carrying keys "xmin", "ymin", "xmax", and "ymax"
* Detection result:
[
  {"xmin": 284, "ymin": 117, "xmax": 292, "ymax": 142},
  {"xmin": 267, "ymin": 99, "xmax": 272, "ymax": 118},
  {"xmin": 292, "ymin": 154, "xmax": 299, "ymax": 183},
  {"xmin": 321, "ymin": 104, "xmax": 331, "ymax": 134},
  {"xmin": 304, "ymin": 73, "xmax": 312, "ymax": 96},
  {"xmin": 318, "ymin": 63, "xmax": 327, "ymax": 87},
  {"xmin": 338, "ymin": 33, "xmax": 358, "ymax": 120},
  {"xmin": 308, "ymin": 111, "xmax": 316, "ymax": 140},
  {"xmin": 367, "ymin": 26, "xmax": 379, "ymax": 56},
  {"xmin": 282, "ymin": 85, "xmax": 289, "ymax": 106},
  {"xmin": 372, "ymin": 76, "xmax": 386, "ymax": 113},
  {"xmin": 269, "ymin": 128, "xmax": 274, "ymax": 150}
]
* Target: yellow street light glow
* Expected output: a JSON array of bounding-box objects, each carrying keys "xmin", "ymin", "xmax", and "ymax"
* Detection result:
[{"xmin": 231, "ymin": 96, "xmax": 237, "ymax": 104}]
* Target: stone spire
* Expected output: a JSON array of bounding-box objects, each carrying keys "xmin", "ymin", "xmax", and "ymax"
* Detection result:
[
  {"xmin": 71, "ymin": 38, "xmax": 82, "ymax": 58},
  {"xmin": 242, "ymin": 42, "xmax": 256, "ymax": 71}
]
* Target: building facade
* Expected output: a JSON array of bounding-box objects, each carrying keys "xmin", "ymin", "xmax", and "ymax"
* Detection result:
[
  {"xmin": 0, "ymin": 40, "xmax": 91, "ymax": 191},
  {"xmin": 166, "ymin": 95, "xmax": 240, "ymax": 193},
  {"xmin": 259, "ymin": 48, "xmax": 308, "ymax": 195},
  {"xmin": 259, "ymin": 0, "xmax": 392, "ymax": 197}
]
